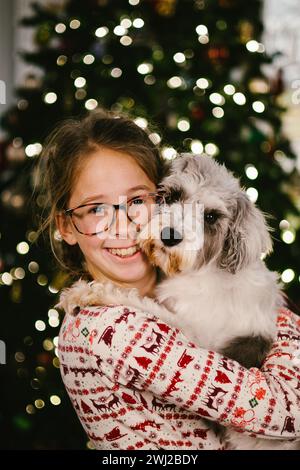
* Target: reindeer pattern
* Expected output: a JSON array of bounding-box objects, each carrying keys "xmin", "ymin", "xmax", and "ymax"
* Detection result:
[{"xmin": 57, "ymin": 296, "xmax": 300, "ymax": 450}]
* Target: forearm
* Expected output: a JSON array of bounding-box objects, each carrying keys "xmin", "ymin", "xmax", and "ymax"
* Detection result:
[{"xmin": 91, "ymin": 305, "xmax": 300, "ymax": 439}]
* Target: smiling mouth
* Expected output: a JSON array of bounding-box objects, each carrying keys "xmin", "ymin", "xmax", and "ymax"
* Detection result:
[{"xmin": 105, "ymin": 245, "xmax": 140, "ymax": 258}]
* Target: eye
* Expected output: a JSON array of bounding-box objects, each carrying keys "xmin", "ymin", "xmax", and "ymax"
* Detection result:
[
  {"xmin": 204, "ymin": 211, "xmax": 220, "ymax": 225},
  {"xmin": 130, "ymin": 196, "xmax": 146, "ymax": 205},
  {"xmin": 88, "ymin": 204, "xmax": 105, "ymax": 214},
  {"xmin": 164, "ymin": 188, "xmax": 184, "ymax": 204}
]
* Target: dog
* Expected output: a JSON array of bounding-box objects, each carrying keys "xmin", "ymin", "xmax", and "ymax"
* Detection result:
[{"xmin": 56, "ymin": 153, "xmax": 298, "ymax": 449}]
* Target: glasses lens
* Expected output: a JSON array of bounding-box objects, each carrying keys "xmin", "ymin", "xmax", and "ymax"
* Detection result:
[
  {"xmin": 72, "ymin": 204, "xmax": 114, "ymax": 234},
  {"xmin": 128, "ymin": 195, "xmax": 158, "ymax": 225}
]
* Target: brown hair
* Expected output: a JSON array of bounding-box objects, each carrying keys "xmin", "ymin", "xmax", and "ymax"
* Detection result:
[{"xmin": 32, "ymin": 108, "xmax": 168, "ymax": 283}]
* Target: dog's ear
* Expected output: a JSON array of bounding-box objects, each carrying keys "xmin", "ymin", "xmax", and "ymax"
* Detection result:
[{"xmin": 218, "ymin": 192, "xmax": 273, "ymax": 274}]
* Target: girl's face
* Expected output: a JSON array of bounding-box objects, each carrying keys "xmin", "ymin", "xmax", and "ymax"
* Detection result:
[{"xmin": 57, "ymin": 147, "xmax": 157, "ymax": 292}]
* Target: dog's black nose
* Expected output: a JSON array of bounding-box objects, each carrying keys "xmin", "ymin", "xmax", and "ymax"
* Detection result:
[{"xmin": 160, "ymin": 227, "xmax": 183, "ymax": 247}]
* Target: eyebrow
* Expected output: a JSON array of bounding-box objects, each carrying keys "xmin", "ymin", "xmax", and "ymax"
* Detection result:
[{"xmin": 79, "ymin": 185, "xmax": 153, "ymax": 205}]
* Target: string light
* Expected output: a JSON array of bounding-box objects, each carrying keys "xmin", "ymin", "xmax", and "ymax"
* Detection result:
[
  {"xmin": 279, "ymin": 220, "xmax": 290, "ymax": 230},
  {"xmin": 132, "ymin": 18, "xmax": 144, "ymax": 28},
  {"xmin": 48, "ymin": 285, "xmax": 59, "ymax": 294},
  {"xmin": 173, "ymin": 52, "xmax": 185, "ymax": 64},
  {"xmin": 205, "ymin": 143, "xmax": 219, "ymax": 156},
  {"xmin": 246, "ymin": 187, "xmax": 258, "ymax": 202},
  {"xmin": 224, "ymin": 84, "xmax": 235, "ymax": 95},
  {"xmin": 120, "ymin": 18, "xmax": 132, "ymax": 28},
  {"xmin": 28, "ymin": 261, "xmax": 39, "ymax": 273},
  {"xmin": 83, "ymin": 54, "xmax": 95, "ymax": 64},
  {"xmin": 282, "ymin": 230, "xmax": 295, "ymax": 244},
  {"xmin": 25, "ymin": 143, "xmax": 42, "ymax": 157},
  {"xmin": 50, "ymin": 395, "xmax": 61, "ymax": 406},
  {"xmin": 43, "ymin": 339, "xmax": 54, "ymax": 351},
  {"xmin": 49, "ymin": 316, "xmax": 60, "ymax": 328},
  {"xmin": 149, "ymin": 133, "xmax": 161, "ymax": 144},
  {"xmin": 281, "ymin": 269, "xmax": 295, "ymax": 283},
  {"xmin": 196, "ymin": 78, "xmax": 209, "ymax": 89},
  {"xmin": 252, "ymin": 101, "xmax": 265, "ymax": 113},
  {"xmin": 44, "ymin": 92, "xmax": 57, "ymax": 104},
  {"xmin": 111, "ymin": 68, "xmax": 122, "ymax": 78},
  {"xmin": 144, "ymin": 75, "xmax": 156, "ymax": 85},
  {"xmin": 198, "ymin": 35, "xmax": 209, "ymax": 44},
  {"xmin": 177, "ymin": 118, "xmax": 190, "ymax": 132},
  {"xmin": 195, "ymin": 25, "xmax": 208, "ymax": 35},
  {"xmin": 212, "ymin": 107, "xmax": 224, "ymax": 118},
  {"xmin": 137, "ymin": 63, "xmax": 153, "ymax": 74},
  {"xmin": 1, "ymin": 272, "xmax": 13, "ymax": 285},
  {"xmin": 55, "ymin": 23, "xmax": 66, "ymax": 34},
  {"xmin": 69, "ymin": 19, "xmax": 81, "ymax": 29},
  {"xmin": 34, "ymin": 399, "xmax": 45, "ymax": 409},
  {"xmin": 114, "ymin": 25, "xmax": 127, "ymax": 36},
  {"xmin": 162, "ymin": 147, "xmax": 177, "ymax": 160},
  {"xmin": 167, "ymin": 76, "xmax": 183, "ymax": 88},
  {"xmin": 74, "ymin": 77, "xmax": 86, "ymax": 88},
  {"xmin": 17, "ymin": 242, "xmax": 29, "ymax": 254},
  {"xmin": 209, "ymin": 93, "xmax": 225, "ymax": 106},
  {"xmin": 191, "ymin": 140, "xmax": 204, "ymax": 153},
  {"xmin": 35, "ymin": 320, "xmax": 46, "ymax": 332},
  {"xmin": 120, "ymin": 36, "xmax": 132, "ymax": 46},
  {"xmin": 57, "ymin": 55, "xmax": 67, "ymax": 66},
  {"xmin": 245, "ymin": 164, "xmax": 258, "ymax": 180},
  {"xmin": 37, "ymin": 275, "xmax": 48, "ymax": 286},
  {"xmin": 246, "ymin": 40, "xmax": 265, "ymax": 52},
  {"xmin": 14, "ymin": 267, "xmax": 25, "ymax": 279},
  {"xmin": 233, "ymin": 92, "xmax": 246, "ymax": 105},
  {"xmin": 134, "ymin": 117, "xmax": 148, "ymax": 129},
  {"xmin": 95, "ymin": 26, "xmax": 109, "ymax": 38},
  {"xmin": 85, "ymin": 98, "xmax": 98, "ymax": 110}
]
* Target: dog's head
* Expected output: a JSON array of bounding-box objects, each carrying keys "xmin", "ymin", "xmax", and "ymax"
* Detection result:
[{"xmin": 138, "ymin": 153, "xmax": 273, "ymax": 276}]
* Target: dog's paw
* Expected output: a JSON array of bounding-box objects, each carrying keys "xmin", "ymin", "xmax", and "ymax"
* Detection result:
[{"xmin": 55, "ymin": 279, "xmax": 99, "ymax": 316}]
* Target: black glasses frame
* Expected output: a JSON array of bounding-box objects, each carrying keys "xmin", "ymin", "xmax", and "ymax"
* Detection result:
[{"xmin": 64, "ymin": 192, "xmax": 163, "ymax": 236}]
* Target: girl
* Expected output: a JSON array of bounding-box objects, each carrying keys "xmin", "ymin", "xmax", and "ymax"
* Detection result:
[{"xmin": 35, "ymin": 109, "xmax": 300, "ymax": 450}]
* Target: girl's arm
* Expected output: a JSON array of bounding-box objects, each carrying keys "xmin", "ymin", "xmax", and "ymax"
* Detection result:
[{"xmin": 89, "ymin": 304, "xmax": 300, "ymax": 439}]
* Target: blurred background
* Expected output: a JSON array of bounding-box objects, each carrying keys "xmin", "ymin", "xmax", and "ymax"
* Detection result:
[{"xmin": 0, "ymin": 0, "xmax": 299, "ymax": 450}]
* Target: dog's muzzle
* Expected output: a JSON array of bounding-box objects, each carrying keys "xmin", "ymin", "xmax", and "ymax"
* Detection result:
[{"xmin": 160, "ymin": 227, "xmax": 183, "ymax": 247}]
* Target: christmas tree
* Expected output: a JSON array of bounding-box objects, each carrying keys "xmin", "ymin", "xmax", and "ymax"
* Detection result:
[{"xmin": 0, "ymin": 0, "xmax": 299, "ymax": 449}]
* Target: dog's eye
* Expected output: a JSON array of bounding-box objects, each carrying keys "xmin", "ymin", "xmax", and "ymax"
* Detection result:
[
  {"xmin": 204, "ymin": 211, "xmax": 220, "ymax": 225},
  {"xmin": 164, "ymin": 188, "xmax": 184, "ymax": 204}
]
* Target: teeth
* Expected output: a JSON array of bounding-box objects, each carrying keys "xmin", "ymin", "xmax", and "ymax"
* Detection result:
[{"xmin": 107, "ymin": 245, "xmax": 139, "ymax": 257}]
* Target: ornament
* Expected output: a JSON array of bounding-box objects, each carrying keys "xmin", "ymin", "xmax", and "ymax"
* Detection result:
[
  {"xmin": 191, "ymin": 105, "xmax": 205, "ymax": 121},
  {"xmin": 154, "ymin": 0, "xmax": 177, "ymax": 16},
  {"xmin": 35, "ymin": 22, "xmax": 52, "ymax": 46},
  {"xmin": 44, "ymin": 1, "xmax": 68, "ymax": 15},
  {"xmin": 219, "ymin": 0, "xmax": 237, "ymax": 7},
  {"xmin": 24, "ymin": 74, "xmax": 42, "ymax": 90},
  {"xmin": 6, "ymin": 142, "xmax": 26, "ymax": 164},
  {"xmin": 207, "ymin": 45, "xmax": 229, "ymax": 65},
  {"xmin": 249, "ymin": 77, "xmax": 270, "ymax": 94},
  {"xmin": 239, "ymin": 20, "xmax": 254, "ymax": 44}
]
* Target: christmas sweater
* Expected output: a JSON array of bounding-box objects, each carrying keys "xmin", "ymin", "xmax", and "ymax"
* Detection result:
[{"xmin": 57, "ymin": 292, "xmax": 300, "ymax": 450}]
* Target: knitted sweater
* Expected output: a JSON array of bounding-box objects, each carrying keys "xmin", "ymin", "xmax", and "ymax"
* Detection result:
[{"xmin": 57, "ymin": 291, "xmax": 300, "ymax": 450}]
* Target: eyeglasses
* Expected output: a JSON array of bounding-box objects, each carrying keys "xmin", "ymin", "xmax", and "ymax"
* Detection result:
[{"xmin": 64, "ymin": 192, "xmax": 164, "ymax": 236}]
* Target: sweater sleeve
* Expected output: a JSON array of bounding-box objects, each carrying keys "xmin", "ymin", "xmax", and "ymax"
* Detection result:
[{"xmin": 88, "ymin": 304, "xmax": 300, "ymax": 439}]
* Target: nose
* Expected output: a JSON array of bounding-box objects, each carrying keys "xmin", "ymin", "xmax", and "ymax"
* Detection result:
[
  {"xmin": 111, "ymin": 205, "xmax": 130, "ymax": 239},
  {"xmin": 160, "ymin": 227, "xmax": 183, "ymax": 247}
]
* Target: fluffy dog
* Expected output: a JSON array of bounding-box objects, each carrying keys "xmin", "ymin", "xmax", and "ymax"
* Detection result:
[{"xmin": 57, "ymin": 153, "xmax": 298, "ymax": 449}]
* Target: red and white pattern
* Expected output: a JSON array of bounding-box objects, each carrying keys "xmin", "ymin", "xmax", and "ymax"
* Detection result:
[{"xmin": 58, "ymin": 301, "xmax": 300, "ymax": 450}]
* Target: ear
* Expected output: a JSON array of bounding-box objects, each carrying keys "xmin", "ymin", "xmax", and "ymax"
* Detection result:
[
  {"xmin": 219, "ymin": 192, "xmax": 273, "ymax": 274},
  {"xmin": 55, "ymin": 213, "xmax": 77, "ymax": 245}
]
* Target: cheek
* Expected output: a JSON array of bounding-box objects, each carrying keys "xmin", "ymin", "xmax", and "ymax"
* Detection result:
[{"xmin": 77, "ymin": 234, "xmax": 105, "ymax": 257}]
